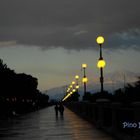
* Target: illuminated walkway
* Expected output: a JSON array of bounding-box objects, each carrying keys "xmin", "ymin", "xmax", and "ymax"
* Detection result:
[{"xmin": 0, "ymin": 106, "xmax": 114, "ymax": 140}]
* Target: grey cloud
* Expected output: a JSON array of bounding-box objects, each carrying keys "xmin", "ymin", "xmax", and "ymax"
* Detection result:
[
  {"xmin": 106, "ymin": 29, "xmax": 140, "ymax": 50},
  {"xmin": 0, "ymin": 0, "xmax": 140, "ymax": 50}
]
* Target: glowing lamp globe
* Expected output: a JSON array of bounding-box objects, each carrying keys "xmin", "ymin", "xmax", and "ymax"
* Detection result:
[
  {"xmin": 75, "ymin": 75, "xmax": 79, "ymax": 79},
  {"xmin": 72, "ymin": 81, "xmax": 75, "ymax": 85},
  {"xmin": 82, "ymin": 63, "xmax": 87, "ymax": 68},
  {"xmin": 76, "ymin": 85, "xmax": 79, "ymax": 89},
  {"xmin": 97, "ymin": 59, "xmax": 106, "ymax": 68},
  {"xmin": 72, "ymin": 89, "xmax": 76, "ymax": 92},
  {"xmin": 96, "ymin": 36, "xmax": 104, "ymax": 45},
  {"xmin": 82, "ymin": 77, "xmax": 88, "ymax": 83}
]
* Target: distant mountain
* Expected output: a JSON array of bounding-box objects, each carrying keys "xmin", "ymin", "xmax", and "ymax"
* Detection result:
[
  {"xmin": 43, "ymin": 86, "xmax": 67, "ymax": 101},
  {"xmin": 85, "ymin": 71, "xmax": 139, "ymax": 93},
  {"xmin": 105, "ymin": 70, "xmax": 139, "ymax": 84},
  {"xmin": 44, "ymin": 71, "xmax": 140, "ymax": 100},
  {"xmin": 103, "ymin": 70, "xmax": 139, "ymax": 92}
]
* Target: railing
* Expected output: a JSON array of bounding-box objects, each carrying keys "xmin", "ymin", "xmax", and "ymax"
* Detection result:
[{"xmin": 65, "ymin": 101, "xmax": 140, "ymax": 140}]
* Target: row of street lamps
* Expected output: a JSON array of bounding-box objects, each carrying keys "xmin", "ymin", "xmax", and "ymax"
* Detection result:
[
  {"xmin": 62, "ymin": 36, "xmax": 106, "ymax": 102},
  {"xmin": 62, "ymin": 75, "xmax": 80, "ymax": 101}
]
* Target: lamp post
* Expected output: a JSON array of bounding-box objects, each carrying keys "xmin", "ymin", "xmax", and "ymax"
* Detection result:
[
  {"xmin": 75, "ymin": 75, "xmax": 79, "ymax": 93},
  {"xmin": 96, "ymin": 36, "xmax": 106, "ymax": 93},
  {"xmin": 72, "ymin": 81, "xmax": 76, "ymax": 93},
  {"xmin": 82, "ymin": 64, "xmax": 88, "ymax": 95}
]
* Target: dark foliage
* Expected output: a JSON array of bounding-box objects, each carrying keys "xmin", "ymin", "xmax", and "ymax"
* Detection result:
[
  {"xmin": 113, "ymin": 77, "xmax": 140, "ymax": 104},
  {"xmin": 0, "ymin": 59, "xmax": 49, "ymax": 116},
  {"xmin": 89, "ymin": 77, "xmax": 140, "ymax": 104}
]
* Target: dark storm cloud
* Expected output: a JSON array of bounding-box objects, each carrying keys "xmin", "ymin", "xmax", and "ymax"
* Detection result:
[{"xmin": 0, "ymin": 0, "xmax": 140, "ymax": 50}]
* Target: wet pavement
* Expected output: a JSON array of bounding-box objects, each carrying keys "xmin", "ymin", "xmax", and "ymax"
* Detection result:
[{"xmin": 0, "ymin": 106, "xmax": 114, "ymax": 140}]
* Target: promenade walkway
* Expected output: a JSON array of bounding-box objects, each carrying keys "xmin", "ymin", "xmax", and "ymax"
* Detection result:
[{"xmin": 0, "ymin": 106, "xmax": 114, "ymax": 140}]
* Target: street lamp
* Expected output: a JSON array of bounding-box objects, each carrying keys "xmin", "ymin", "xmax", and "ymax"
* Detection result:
[
  {"xmin": 96, "ymin": 36, "xmax": 104, "ymax": 59},
  {"xmin": 72, "ymin": 89, "xmax": 76, "ymax": 93},
  {"xmin": 96, "ymin": 36, "xmax": 106, "ymax": 93},
  {"xmin": 97, "ymin": 59, "xmax": 106, "ymax": 68},
  {"xmin": 72, "ymin": 81, "xmax": 75, "ymax": 85},
  {"xmin": 75, "ymin": 75, "xmax": 79, "ymax": 93},
  {"xmin": 72, "ymin": 81, "xmax": 76, "ymax": 93},
  {"xmin": 82, "ymin": 64, "xmax": 87, "ymax": 76},
  {"xmin": 75, "ymin": 75, "xmax": 79, "ymax": 80},
  {"xmin": 82, "ymin": 64, "xmax": 88, "ymax": 95}
]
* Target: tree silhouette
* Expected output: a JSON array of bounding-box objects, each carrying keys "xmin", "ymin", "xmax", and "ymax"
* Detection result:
[
  {"xmin": 113, "ymin": 77, "xmax": 140, "ymax": 104},
  {"xmin": 0, "ymin": 59, "xmax": 49, "ymax": 115}
]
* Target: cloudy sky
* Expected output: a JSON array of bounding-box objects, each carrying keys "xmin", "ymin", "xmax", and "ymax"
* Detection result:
[{"xmin": 0, "ymin": 0, "xmax": 140, "ymax": 91}]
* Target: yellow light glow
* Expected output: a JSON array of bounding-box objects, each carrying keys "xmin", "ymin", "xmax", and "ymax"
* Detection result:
[
  {"xmin": 82, "ymin": 77, "xmax": 88, "ymax": 83},
  {"xmin": 96, "ymin": 36, "xmax": 104, "ymax": 44},
  {"xmin": 75, "ymin": 75, "xmax": 79, "ymax": 79},
  {"xmin": 82, "ymin": 63, "xmax": 87, "ymax": 68},
  {"xmin": 72, "ymin": 89, "xmax": 76, "ymax": 92},
  {"xmin": 72, "ymin": 81, "xmax": 75, "ymax": 85},
  {"xmin": 62, "ymin": 94, "xmax": 70, "ymax": 101},
  {"xmin": 97, "ymin": 59, "xmax": 106, "ymax": 68},
  {"xmin": 62, "ymin": 92, "xmax": 73, "ymax": 101},
  {"xmin": 76, "ymin": 85, "xmax": 79, "ymax": 89},
  {"xmin": 70, "ymin": 85, "xmax": 73, "ymax": 88}
]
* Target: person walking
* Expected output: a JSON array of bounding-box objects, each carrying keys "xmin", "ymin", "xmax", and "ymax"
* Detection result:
[
  {"xmin": 58, "ymin": 102, "xmax": 64, "ymax": 116},
  {"xmin": 54, "ymin": 103, "xmax": 59, "ymax": 117}
]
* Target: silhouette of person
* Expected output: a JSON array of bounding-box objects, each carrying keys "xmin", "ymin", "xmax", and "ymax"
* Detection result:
[
  {"xmin": 54, "ymin": 103, "xmax": 59, "ymax": 116},
  {"xmin": 58, "ymin": 102, "xmax": 64, "ymax": 116}
]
